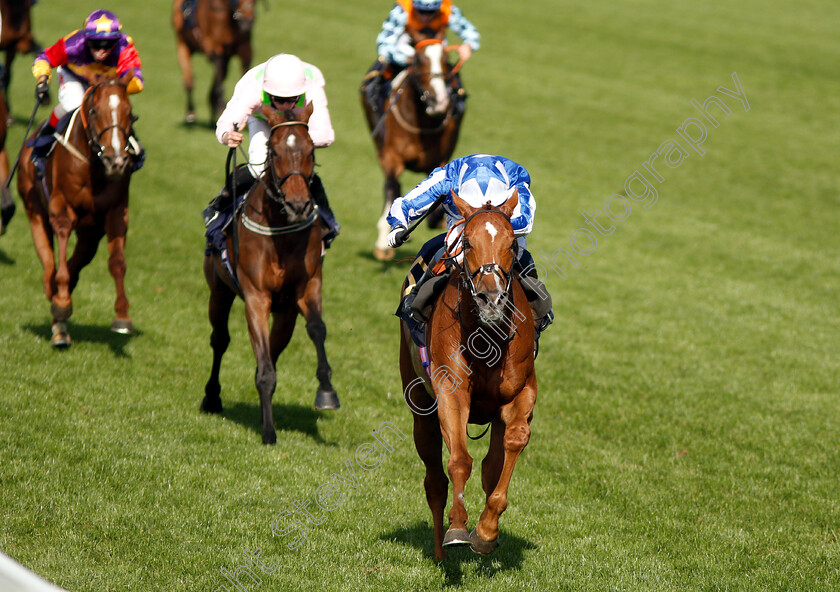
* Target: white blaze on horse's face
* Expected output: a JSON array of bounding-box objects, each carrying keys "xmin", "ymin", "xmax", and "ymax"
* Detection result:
[
  {"xmin": 485, "ymin": 221, "xmax": 498, "ymax": 243},
  {"xmin": 424, "ymin": 43, "xmax": 450, "ymax": 116},
  {"xmin": 109, "ymin": 94, "xmax": 123, "ymax": 154},
  {"xmin": 286, "ymin": 134, "xmax": 296, "ymax": 149}
]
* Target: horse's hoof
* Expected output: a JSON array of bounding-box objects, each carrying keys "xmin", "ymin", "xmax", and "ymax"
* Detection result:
[
  {"xmin": 469, "ymin": 529, "xmax": 499, "ymax": 555},
  {"xmin": 111, "ymin": 319, "xmax": 134, "ymax": 335},
  {"xmin": 185, "ymin": 112, "xmax": 196, "ymax": 124},
  {"xmin": 50, "ymin": 323, "xmax": 71, "ymax": 349},
  {"xmin": 262, "ymin": 430, "xmax": 277, "ymax": 445},
  {"xmin": 442, "ymin": 527, "xmax": 471, "ymax": 547},
  {"xmin": 200, "ymin": 395, "xmax": 223, "ymax": 414},
  {"xmin": 373, "ymin": 247, "xmax": 395, "ymax": 262},
  {"xmin": 314, "ymin": 389, "xmax": 340, "ymax": 410}
]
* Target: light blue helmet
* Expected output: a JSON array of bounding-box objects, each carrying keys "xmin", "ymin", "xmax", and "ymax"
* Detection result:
[{"xmin": 412, "ymin": 0, "xmax": 443, "ymax": 10}]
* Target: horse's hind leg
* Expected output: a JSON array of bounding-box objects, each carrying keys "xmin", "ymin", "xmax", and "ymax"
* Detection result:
[
  {"xmin": 373, "ymin": 173, "xmax": 402, "ymax": 261},
  {"xmin": 175, "ymin": 37, "xmax": 196, "ymax": 123},
  {"xmin": 401, "ymin": 329, "xmax": 448, "ymax": 560},
  {"xmin": 209, "ymin": 54, "xmax": 230, "ymax": 120},
  {"xmin": 471, "ymin": 380, "xmax": 537, "ymax": 554},
  {"xmin": 104, "ymin": 202, "xmax": 132, "ymax": 334},
  {"xmin": 202, "ymin": 256, "xmax": 236, "ymax": 414},
  {"xmin": 297, "ymin": 273, "xmax": 340, "ymax": 410},
  {"xmin": 67, "ymin": 225, "xmax": 104, "ymax": 293}
]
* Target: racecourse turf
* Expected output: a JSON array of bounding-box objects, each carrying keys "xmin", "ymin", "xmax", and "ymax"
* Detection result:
[{"xmin": 0, "ymin": 0, "xmax": 838, "ymax": 590}]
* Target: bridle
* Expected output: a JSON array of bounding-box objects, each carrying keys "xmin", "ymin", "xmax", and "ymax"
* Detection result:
[
  {"xmin": 80, "ymin": 80, "xmax": 139, "ymax": 163},
  {"xmin": 453, "ymin": 210, "xmax": 516, "ymax": 302},
  {"xmin": 241, "ymin": 119, "xmax": 318, "ymax": 236},
  {"xmin": 264, "ymin": 120, "xmax": 314, "ymax": 205}
]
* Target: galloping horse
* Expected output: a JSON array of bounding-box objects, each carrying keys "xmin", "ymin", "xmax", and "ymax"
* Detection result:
[
  {"xmin": 17, "ymin": 76, "xmax": 141, "ymax": 347},
  {"xmin": 172, "ymin": 0, "xmax": 254, "ymax": 123},
  {"xmin": 361, "ymin": 30, "xmax": 466, "ymax": 261},
  {"xmin": 0, "ymin": 0, "xmax": 41, "ymax": 114},
  {"xmin": 400, "ymin": 192, "xmax": 537, "ymax": 560},
  {"xmin": 202, "ymin": 105, "xmax": 340, "ymax": 445}
]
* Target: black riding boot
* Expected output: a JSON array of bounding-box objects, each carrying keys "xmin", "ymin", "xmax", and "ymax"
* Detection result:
[
  {"xmin": 203, "ymin": 167, "xmax": 256, "ymax": 253},
  {"xmin": 515, "ymin": 250, "xmax": 554, "ymax": 354},
  {"xmin": 30, "ymin": 122, "xmax": 56, "ymax": 180},
  {"xmin": 310, "ymin": 173, "xmax": 340, "ymax": 248},
  {"xmin": 362, "ymin": 60, "xmax": 385, "ymax": 114}
]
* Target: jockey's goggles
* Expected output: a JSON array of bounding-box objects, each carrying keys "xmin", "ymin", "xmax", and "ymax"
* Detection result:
[
  {"xmin": 88, "ymin": 38, "xmax": 117, "ymax": 51},
  {"xmin": 268, "ymin": 94, "xmax": 302, "ymax": 108},
  {"xmin": 416, "ymin": 8, "xmax": 439, "ymax": 16}
]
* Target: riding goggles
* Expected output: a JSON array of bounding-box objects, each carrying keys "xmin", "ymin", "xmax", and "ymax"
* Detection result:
[{"xmin": 88, "ymin": 38, "xmax": 118, "ymax": 51}]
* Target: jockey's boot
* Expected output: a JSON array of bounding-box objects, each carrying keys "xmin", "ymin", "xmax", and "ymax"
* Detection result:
[
  {"xmin": 515, "ymin": 250, "xmax": 554, "ymax": 356},
  {"xmin": 203, "ymin": 167, "xmax": 256, "ymax": 226},
  {"xmin": 311, "ymin": 173, "xmax": 340, "ymax": 248},
  {"xmin": 30, "ymin": 122, "xmax": 56, "ymax": 180}
]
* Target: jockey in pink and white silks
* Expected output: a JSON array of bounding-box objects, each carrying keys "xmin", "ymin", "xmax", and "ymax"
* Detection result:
[{"xmin": 387, "ymin": 154, "xmax": 553, "ymax": 343}]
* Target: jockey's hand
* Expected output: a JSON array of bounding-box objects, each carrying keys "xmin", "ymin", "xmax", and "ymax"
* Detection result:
[
  {"xmin": 35, "ymin": 76, "xmax": 49, "ymax": 102},
  {"xmin": 222, "ymin": 130, "xmax": 243, "ymax": 148},
  {"xmin": 456, "ymin": 44, "xmax": 473, "ymax": 62},
  {"xmin": 387, "ymin": 225, "xmax": 407, "ymax": 248}
]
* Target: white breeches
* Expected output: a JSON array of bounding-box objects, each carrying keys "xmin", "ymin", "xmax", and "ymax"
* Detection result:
[
  {"xmin": 246, "ymin": 115, "xmax": 271, "ymax": 177},
  {"xmin": 54, "ymin": 67, "xmax": 87, "ymax": 120}
]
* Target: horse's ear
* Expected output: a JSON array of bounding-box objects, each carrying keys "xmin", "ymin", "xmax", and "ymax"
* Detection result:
[
  {"xmin": 261, "ymin": 104, "xmax": 278, "ymax": 124},
  {"xmin": 498, "ymin": 188, "xmax": 519, "ymax": 219},
  {"xmin": 118, "ymin": 68, "xmax": 135, "ymax": 86},
  {"xmin": 451, "ymin": 190, "xmax": 477, "ymax": 219},
  {"xmin": 300, "ymin": 101, "xmax": 314, "ymax": 123}
]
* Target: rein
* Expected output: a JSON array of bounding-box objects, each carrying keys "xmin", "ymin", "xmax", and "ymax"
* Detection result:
[{"xmin": 73, "ymin": 81, "xmax": 138, "ymax": 164}]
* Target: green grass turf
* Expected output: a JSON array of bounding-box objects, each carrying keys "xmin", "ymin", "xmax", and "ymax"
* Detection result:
[{"xmin": 1, "ymin": 0, "xmax": 839, "ymax": 590}]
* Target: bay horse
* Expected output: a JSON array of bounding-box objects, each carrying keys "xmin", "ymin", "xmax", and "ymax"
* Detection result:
[
  {"xmin": 172, "ymin": 0, "xmax": 254, "ymax": 124},
  {"xmin": 0, "ymin": 0, "xmax": 41, "ymax": 115},
  {"xmin": 0, "ymin": 88, "xmax": 12, "ymax": 234},
  {"xmin": 361, "ymin": 29, "xmax": 466, "ymax": 261},
  {"xmin": 399, "ymin": 191, "xmax": 537, "ymax": 560},
  {"xmin": 202, "ymin": 104, "xmax": 340, "ymax": 445},
  {"xmin": 17, "ymin": 76, "xmax": 141, "ymax": 347}
]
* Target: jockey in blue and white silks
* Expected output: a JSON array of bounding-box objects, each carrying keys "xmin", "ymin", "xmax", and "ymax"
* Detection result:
[
  {"xmin": 377, "ymin": 0, "xmax": 480, "ymax": 68},
  {"xmin": 387, "ymin": 154, "xmax": 535, "ymax": 255},
  {"xmin": 388, "ymin": 154, "xmax": 553, "ymax": 347}
]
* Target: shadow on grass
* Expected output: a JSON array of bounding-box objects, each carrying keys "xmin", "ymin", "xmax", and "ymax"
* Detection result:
[
  {"xmin": 356, "ymin": 249, "xmax": 414, "ymax": 270},
  {"xmin": 23, "ymin": 321, "xmax": 138, "ymax": 357},
  {"xmin": 0, "ymin": 247, "xmax": 14, "ymax": 265},
  {"xmin": 222, "ymin": 400, "xmax": 337, "ymax": 446},
  {"xmin": 380, "ymin": 521, "xmax": 537, "ymax": 585}
]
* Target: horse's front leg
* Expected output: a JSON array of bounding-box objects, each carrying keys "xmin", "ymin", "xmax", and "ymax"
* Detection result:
[
  {"xmin": 47, "ymin": 196, "xmax": 77, "ymax": 347},
  {"xmin": 434, "ymin": 379, "xmax": 473, "ymax": 547},
  {"xmin": 209, "ymin": 53, "xmax": 230, "ymax": 120},
  {"xmin": 104, "ymin": 201, "xmax": 132, "ymax": 334},
  {"xmin": 243, "ymin": 289, "xmax": 277, "ymax": 444},
  {"xmin": 297, "ymin": 266, "xmax": 340, "ymax": 410},
  {"xmin": 472, "ymin": 378, "xmax": 537, "ymax": 554},
  {"xmin": 67, "ymin": 225, "xmax": 104, "ymax": 293}
]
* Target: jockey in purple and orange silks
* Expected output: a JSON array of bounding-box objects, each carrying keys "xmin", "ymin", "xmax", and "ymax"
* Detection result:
[{"xmin": 30, "ymin": 9, "xmax": 144, "ymax": 177}]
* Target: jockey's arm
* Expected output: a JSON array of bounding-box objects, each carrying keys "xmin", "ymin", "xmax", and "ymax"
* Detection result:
[
  {"xmin": 448, "ymin": 6, "xmax": 480, "ymax": 57},
  {"xmin": 305, "ymin": 68, "xmax": 335, "ymax": 148},
  {"xmin": 376, "ymin": 5, "xmax": 411, "ymax": 66},
  {"xmin": 387, "ymin": 166, "xmax": 450, "ymax": 229}
]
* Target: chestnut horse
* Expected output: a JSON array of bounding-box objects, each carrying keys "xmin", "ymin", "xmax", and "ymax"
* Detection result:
[
  {"xmin": 17, "ymin": 78, "xmax": 141, "ymax": 347},
  {"xmin": 172, "ymin": 0, "xmax": 254, "ymax": 123},
  {"xmin": 0, "ymin": 0, "xmax": 40, "ymax": 114},
  {"xmin": 361, "ymin": 31, "xmax": 466, "ymax": 261},
  {"xmin": 400, "ymin": 192, "xmax": 537, "ymax": 560},
  {"xmin": 202, "ymin": 105, "xmax": 340, "ymax": 445}
]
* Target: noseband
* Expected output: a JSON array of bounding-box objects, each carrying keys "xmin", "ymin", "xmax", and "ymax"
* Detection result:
[{"xmin": 81, "ymin": 81, "xmax": 139, "ymax": 163}]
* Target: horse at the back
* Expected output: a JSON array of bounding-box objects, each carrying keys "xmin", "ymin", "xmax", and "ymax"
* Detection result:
[{"xmin": 172, "ymin": 0, "xmax": 255, "ymax": 124}]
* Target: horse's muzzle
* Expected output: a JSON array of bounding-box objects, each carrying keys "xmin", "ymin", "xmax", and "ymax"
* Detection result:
[
  {"xmin": 100, "ymin": 152, "xmax": 131, "ymax": 178},
  {"xmin": 284, "ymin": 199, "xmax": 314, "ymax": 224}
]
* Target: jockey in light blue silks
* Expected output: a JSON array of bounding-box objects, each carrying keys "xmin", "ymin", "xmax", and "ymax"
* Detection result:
[{"xmin": 387, "ymin": 154, "xmax": 553, "ymax": 345}]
